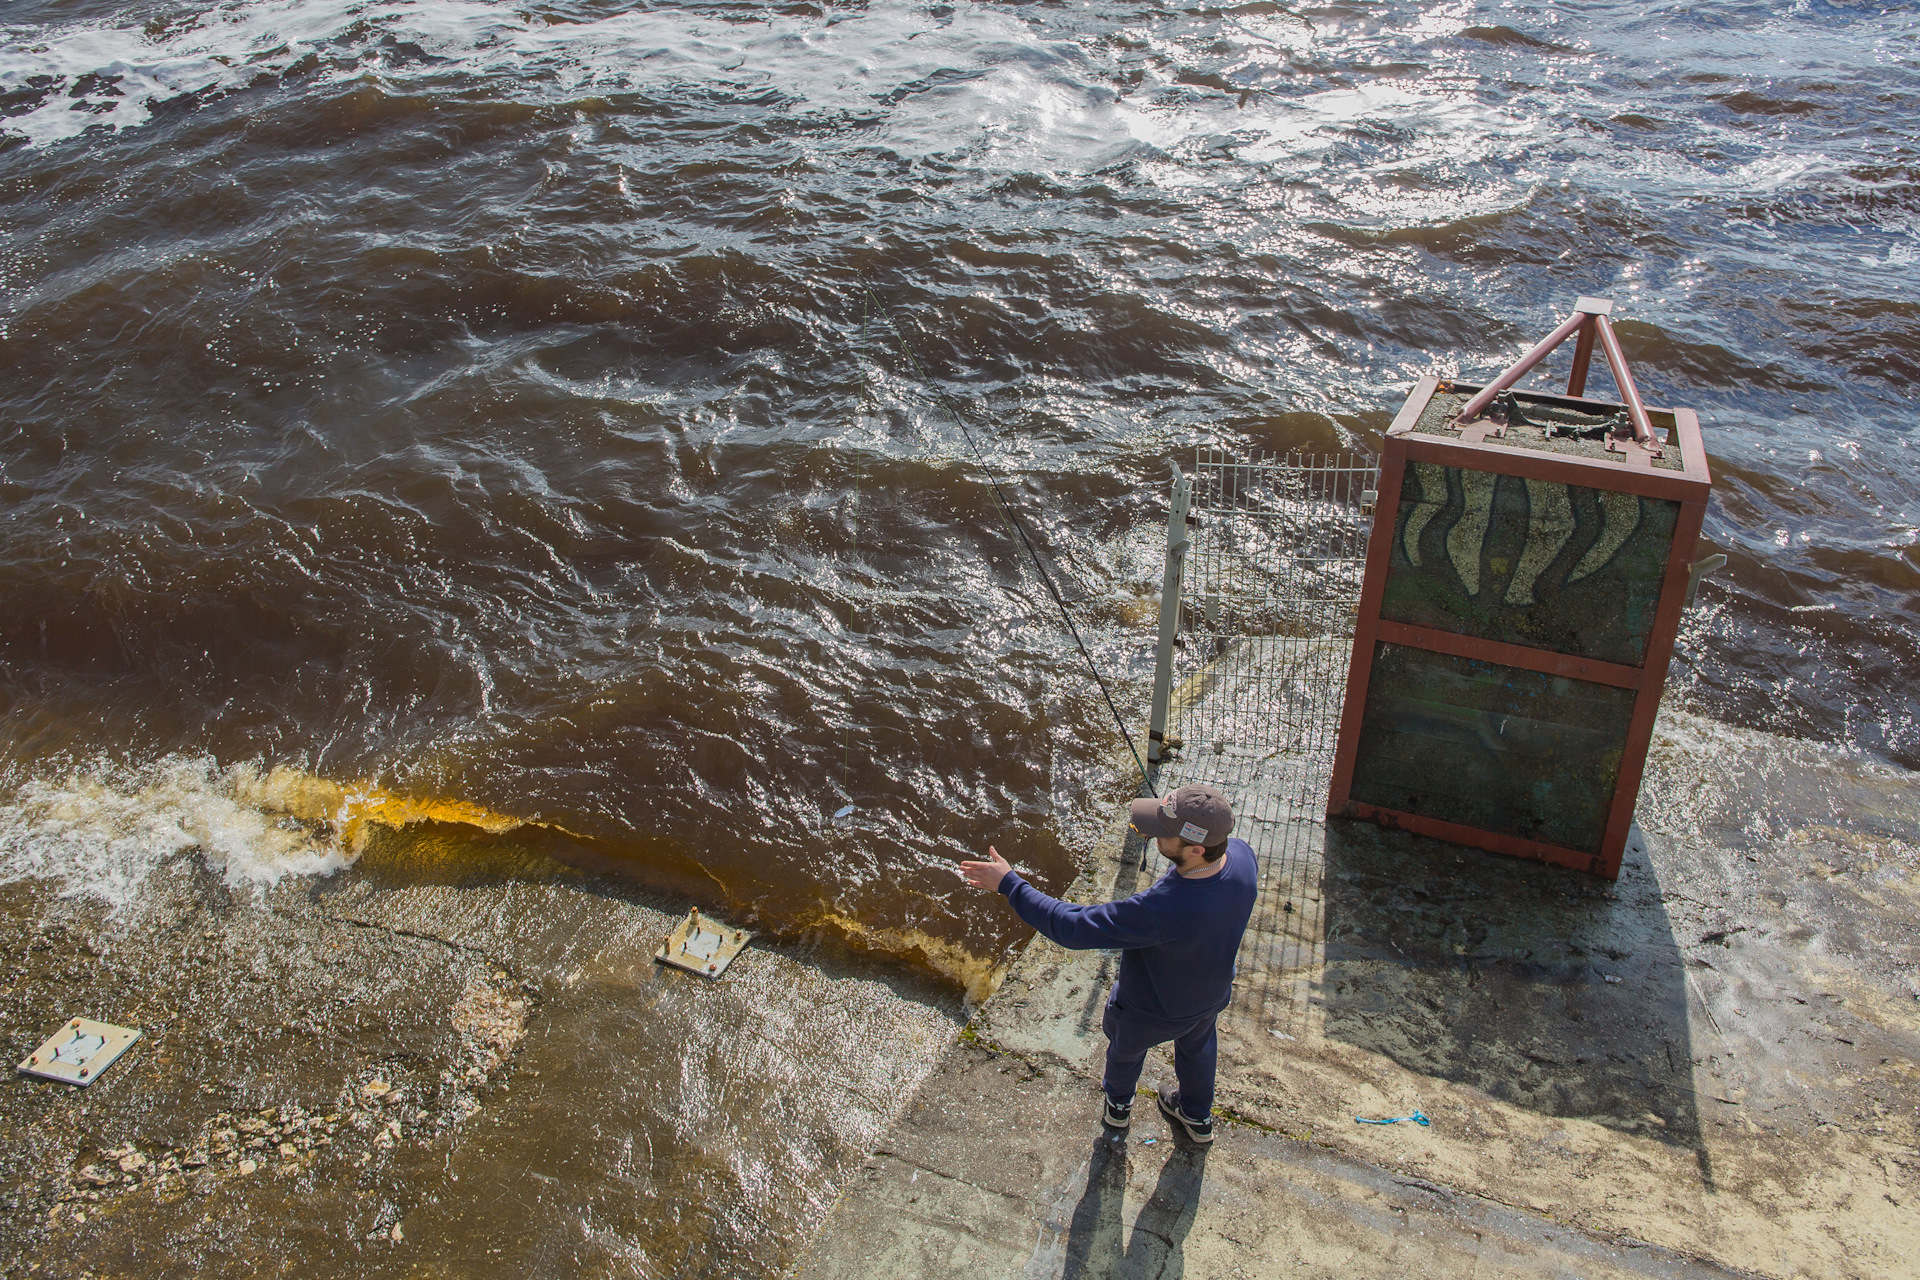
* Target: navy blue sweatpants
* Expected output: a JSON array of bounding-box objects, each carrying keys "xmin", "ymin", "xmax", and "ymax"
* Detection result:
[{"xmin": 1101, "ymin": 1001, "xmax": 1219, "ymax": 1122}]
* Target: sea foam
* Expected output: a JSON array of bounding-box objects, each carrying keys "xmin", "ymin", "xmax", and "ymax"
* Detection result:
[
  {"xmin": 0, "ymin": 0, "xmax": 1040, "ymax": 149},
  {"xmin": 0, "ymin": 756, "xmax": 352, "ymax": 912}
]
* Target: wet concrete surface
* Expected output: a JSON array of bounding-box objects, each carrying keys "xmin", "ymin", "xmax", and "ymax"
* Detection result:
[
  {"xmin": 797, "ymin": 706, "xmax": 1920, "ymax": 1279},
  {"xmin": 797, "ymin": 1046, "xmax": 1747, "ymax": 1280},
  {"xmin": 0, "ymin": 826, "xmax": 962, "ymax": 1278},
  {"xmin": 1, "ymin": 706, "xmax": 1912, "ymax": 1278}
]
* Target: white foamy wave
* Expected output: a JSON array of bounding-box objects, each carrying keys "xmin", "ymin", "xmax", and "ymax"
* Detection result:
[
  {"xmin": 0, "ymin": 0, "xmax": 1044, "ymax": 149},
  {"xmin": 0, "ymin": 0, "xmax": 1537, "ymax": 189},
  {"xmin": 0, "ymin": 756, "xmax": 351, "ymax": 912}
]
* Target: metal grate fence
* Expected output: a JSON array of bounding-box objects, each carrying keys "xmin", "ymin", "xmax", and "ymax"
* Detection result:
[
  {"xmin": 1177, "ymin": 449, "xmax": 1376, "ymax": 751},
  {"xmin": 1147, "ymin": 448, "xmax": 1377, "ymax": 1032}
]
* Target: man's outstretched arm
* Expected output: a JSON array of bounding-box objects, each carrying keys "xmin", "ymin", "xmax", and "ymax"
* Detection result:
[{"xmin": 957, "ymin": 846, "xmax": 1166, "ymax": 951}]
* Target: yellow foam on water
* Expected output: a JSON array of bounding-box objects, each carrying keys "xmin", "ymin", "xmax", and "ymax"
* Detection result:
[
  {"xmin": 231, "ymin": 764, "xmax": 539, "ymax": 854},
  {"xmin": 226, "ymin": 763, "xmax": 1010, "ymax": 1000},
  {"xmin": 805, "ymin": 911, "xmax": 1010, "ymax": 1007}
]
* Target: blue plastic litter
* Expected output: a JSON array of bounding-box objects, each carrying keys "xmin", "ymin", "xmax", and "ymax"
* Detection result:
[
  {"xmin": 1355, "ymin": 1111, "xmax": 1430, "ymax": 1127},
  {"xmin": 833, "ymin": 805, "xmax": 856, "ymax": 819}
]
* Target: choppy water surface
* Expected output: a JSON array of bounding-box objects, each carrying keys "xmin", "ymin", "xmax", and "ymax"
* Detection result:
[{"xmin": 0, "ymin": 0, "xmax": 1915, "ymax": 1265}]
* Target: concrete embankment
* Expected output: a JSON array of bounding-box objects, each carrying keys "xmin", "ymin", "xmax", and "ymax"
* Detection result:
[
  {"xmin": 794, "ymin": 708, "xmax": 1920, "ymax": 1280},
  {"xmin": 1, "ymin": 705, "xmax": 1911, "ymax": 1278}
]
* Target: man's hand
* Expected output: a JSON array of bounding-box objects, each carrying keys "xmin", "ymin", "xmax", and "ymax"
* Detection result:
[{"xmin": 956, "ymin": 846, "xmax": 1013, "ymax": 893}]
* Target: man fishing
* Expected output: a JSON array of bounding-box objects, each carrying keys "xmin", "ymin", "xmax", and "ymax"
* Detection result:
[{"xmin": 956, "ymin": 783, "xmax": 1257, "ymax": 1144}]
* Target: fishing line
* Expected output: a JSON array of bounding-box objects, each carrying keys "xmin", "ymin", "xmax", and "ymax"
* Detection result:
[
  {"xmin": 860, "ymin": 285, "xmax": 1155, "ymax": 808},
  {"xmin": 832, "ymin": 290, "xmax": 875, "ymax": 831},
  {"xmin": 834, "ymin": 440, "xmax": 862, "ymax": 828}
]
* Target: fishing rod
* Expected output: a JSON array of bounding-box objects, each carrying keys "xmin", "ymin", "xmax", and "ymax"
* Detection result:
[{"xmin": 861, "ymin": 287, "xmax": 1160, "ymax": 835}]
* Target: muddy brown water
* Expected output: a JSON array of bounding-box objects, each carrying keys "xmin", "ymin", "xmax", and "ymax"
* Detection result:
[{"xmin": 0, "ymin": 0, "xmax": 1916, "ymax": 1274}]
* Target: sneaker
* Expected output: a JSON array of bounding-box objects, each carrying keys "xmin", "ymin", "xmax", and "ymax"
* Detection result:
[
  {"xmin": 1156, "ymin": 1086, "xmax": 1214, "ymax": 1144},
  {"xmin": 1102, "ymin": 1094, "xmax": 1133, "ymax": 1129}
]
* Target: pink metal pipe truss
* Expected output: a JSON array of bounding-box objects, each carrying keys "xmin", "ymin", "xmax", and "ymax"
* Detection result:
[
  {"xmin": 1452, "ymin": 310, "xmax": 1588, "ymax": 421},
  {"xmin": 1591, "ymin": 311, "xmax": 1656, "ymax": 444},
  {"xmin": 1453, "ymin": 297, "xmax": 1656, "ymax": 447}
]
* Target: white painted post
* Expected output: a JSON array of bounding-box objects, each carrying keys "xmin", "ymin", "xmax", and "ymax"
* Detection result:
[{"xmin": 1148, "ymin": 462, "xmax": 1192, "ymax": 765}]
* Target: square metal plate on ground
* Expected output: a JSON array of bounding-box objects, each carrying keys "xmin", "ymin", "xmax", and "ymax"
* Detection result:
[
  {"xmin": 18, "ymin": 1018, "xmax": 141, "ymax": 1086},
  {"xmin": 656, "ymin": 909, "xmax": 752, "ymax": 978}
]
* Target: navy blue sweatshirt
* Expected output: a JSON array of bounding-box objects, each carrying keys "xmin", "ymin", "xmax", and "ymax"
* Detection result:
[{"xmin": 997, "ymin": 838, "xmax": 1258, "ymax": 1023}]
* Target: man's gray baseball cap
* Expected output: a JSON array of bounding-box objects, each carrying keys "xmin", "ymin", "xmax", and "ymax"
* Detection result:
[{"xmin": 1130, "ymin": 784, "xmax": 1235, "ymax": 849}]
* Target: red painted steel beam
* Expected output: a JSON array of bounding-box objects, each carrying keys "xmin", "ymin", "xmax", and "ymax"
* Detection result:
[
  {"xmin": 1670, "ymin": 407, "xmax": 1710, "ymax": 481},
  {"xmin": 1400, "ymin": 434, "xmax": 1709, "ymax": 503},
  {"xmin": 1593, "ymin": 313, "xmax": 1656, "ymax": 445},
  {"xmin": 1567, "ymin": 320, "xmax": 1598, "ymax": 396},
  {"xmin": 1340, "ymin": 800, "xmax": 1613, "ymax": 878},
  {"xmin": 1372, "ymin": 620, "xmax": 1644, "ymax": 689},
  {"xmin": 1327, "ymin": 431, "xmax": 1411, "ymax": 815},
  {"xmin": 1595, "ymin": 497, "xmax": 1710, "ymax": 872}
]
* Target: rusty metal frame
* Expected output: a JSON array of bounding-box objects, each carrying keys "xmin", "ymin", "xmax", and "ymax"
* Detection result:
[{"xmin": 1328, "ymin": 346, "xmax": 1712, "ymax": 880}]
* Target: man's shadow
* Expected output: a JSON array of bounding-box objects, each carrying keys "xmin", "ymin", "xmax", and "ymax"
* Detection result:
[{"xmin": 1061, "ymin": 1133, "xmax": 1210, "ymax": 1280}]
